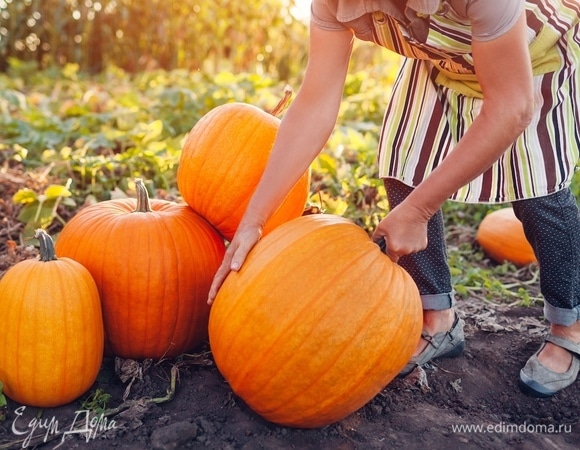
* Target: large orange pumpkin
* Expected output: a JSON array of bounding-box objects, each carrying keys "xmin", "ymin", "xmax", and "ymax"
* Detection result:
[
  {"xmin": 177, "ymin": 100, "xmax": 310, "ymax": 241},
  {"xmin": 55, "ymin": 179, "xmax": 226, "ymax": 359},
  {"xmin": 476, "ymin": 207, "xmax": 536, "ymax": 266},
  {"xmin": 0, "ymin": 229, "xmax": 104, "ymax": 407},
  {"xmin": 209, "ymin": 214, "xmax": 423, "ymax": 428}
]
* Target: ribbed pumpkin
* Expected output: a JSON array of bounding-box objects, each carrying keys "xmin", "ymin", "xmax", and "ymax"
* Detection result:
[
  {"xmin": 55, "ymin": 179, "xmax": 226, "ymax": 359},
  {"xmin": 176, "ymin": 99, "xmax": 310, "ymax": 241},
  {"xmin": 209, "ymin": 214, "xmax": 423, "ymax": 428},
  {"xmin": 0, "ymin": 229, "xmax": 104, "ymax": 407},
  {"xmin": 476, "ymin": 207, "xmax": 536, "ymax": 266}
]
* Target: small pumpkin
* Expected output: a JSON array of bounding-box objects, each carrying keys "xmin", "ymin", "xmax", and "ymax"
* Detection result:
[
  {"xmin": 476, "ymin": 207, "xmax": 536, "ymax": 266},
  {"xmin": 0, "ymin": 229, "xmax": 104, "ymax": 408},
  {"xmin": 209, "ymin": 214, "xmax": 422, "ymax": 428},
  {"xmin": 55, "ymin": 179, "xmax": 226, "ymax": 359},
  {"xmin": 176, "ymin": 93, "xmax": 310, "ymax": 241}
]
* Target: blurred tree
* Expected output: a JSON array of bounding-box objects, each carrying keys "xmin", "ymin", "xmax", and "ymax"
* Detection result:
[{"xmin": 0, "ymin": 0, "xmax": 312, "ymax": 79}]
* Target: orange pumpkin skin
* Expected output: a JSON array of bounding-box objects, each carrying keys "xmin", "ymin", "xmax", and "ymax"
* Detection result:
[
  {"xmin": 0, "ymin": 230, "xmax": 104, "ymax": 408},
  {"xmin": 209, "ymin": 215, "xmax": 423, "ymax": 428},
  {"xmin": 177, "ymin": 102, "xmax": 310, "ymax": 241},
  {"xmin": 55, "ymin": 181, "xmax": 226, "ymax": 360},
  {"xmin": 476, "ymin": 207, "xmax": 537, "ymax": 266}
]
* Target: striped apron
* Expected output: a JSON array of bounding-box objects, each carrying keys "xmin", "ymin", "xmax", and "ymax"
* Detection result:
[{"xmin": 374, "ymin": 0, "xmax": 580, "ymax": 203}]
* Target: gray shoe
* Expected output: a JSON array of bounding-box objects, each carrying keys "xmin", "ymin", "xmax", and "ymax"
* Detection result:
[
  {"xmin": 519, "ymin": 334, "xmax": 580, "ymax": 398},
  {"xmin": 398, "ymin": 313, "xmax": 465, "ymax": 378}
]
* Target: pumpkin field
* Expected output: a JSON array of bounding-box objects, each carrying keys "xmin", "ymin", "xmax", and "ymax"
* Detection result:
[{"xmin": 1, "ymin": 62, "xmax": 579, "ymax": 449}]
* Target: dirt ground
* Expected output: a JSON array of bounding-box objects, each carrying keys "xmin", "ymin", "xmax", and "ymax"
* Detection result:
[{"xmin": 1, "ymin": 164, "xmax": 578, "ymax": 450}]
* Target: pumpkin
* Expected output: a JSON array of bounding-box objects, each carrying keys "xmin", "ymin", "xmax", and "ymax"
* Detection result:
[
  {"xmin": 208, "ymin": 214, "xmax": 423, "ymax": 428},
  {"xmin": 476, "ymin": 207, "xmax": 536, "ymax": 266},
  {"xmin": 55, "ymin": 179, "xmax": 226, "ymax": 359},
  {"xmin": 176, "ymin": 94, "xmax": 310, "ymax": 241},
  {"xmin": 0, "ymin": 229, "xmax": 104, "ymax": 407}
]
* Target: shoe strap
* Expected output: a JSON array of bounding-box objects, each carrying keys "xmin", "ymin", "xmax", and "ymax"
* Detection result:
[
  {"xmin": 545, "ymin": 334, "xmax": 580, "ymax": 358},
  {"xmin": 420, "ymin": 313, "xmax": 461, "ymax": 349}
]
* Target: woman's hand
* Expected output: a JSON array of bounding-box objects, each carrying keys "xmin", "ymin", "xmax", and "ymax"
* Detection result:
[
  {"xmin": 207, "ymin": 225, "xmax": 262, "ymax": 304},
  {"xmin": 372, "ymin": 202, "xmax": 429, "ymax": 263}
]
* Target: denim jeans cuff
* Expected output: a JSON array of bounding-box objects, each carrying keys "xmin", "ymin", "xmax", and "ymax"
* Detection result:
[
  {"xmin": 543, "ymin": 302, "xmax": 580, "ymax": 327},
  {"xmin": 421, "ymin": 291, "xmax": 456, "ymax": 310}
]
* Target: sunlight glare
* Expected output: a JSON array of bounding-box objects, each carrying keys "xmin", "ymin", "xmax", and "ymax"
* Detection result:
[{"xmin": 291, "ymin": 0, "xmax": 311, "ymax": 21}]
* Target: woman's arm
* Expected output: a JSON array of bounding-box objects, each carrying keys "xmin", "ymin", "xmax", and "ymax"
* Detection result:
[
  {"xmin": 239, "ymin": 26, "xmax": 354, "ymax": 230},
  {"xmin": 208, "ymin": 24, "xmax": 354, "ymax": 303},
  {"xmin": 374, "ymin": 12, "xmax": 535, "ymax": 261}
]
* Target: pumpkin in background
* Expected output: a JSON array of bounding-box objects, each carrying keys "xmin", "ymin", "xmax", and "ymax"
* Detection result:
[
  {"xmin": 177, "ymin": 91, "xmax": 310, "ymax": 241},
  {"xmin": 0, "ymin": 229, "xmax": 104, "ymax": 407},
  {"xmin": 209, "ymin": 214, "xmax": 423, "ymax": 428},
  {"xmin": 476, "ymin": 207, "xmax": 536, "ymax": 266},
  {"xmin": 55, "ymin": 179, "xmax": 226, "ymax": 360}
]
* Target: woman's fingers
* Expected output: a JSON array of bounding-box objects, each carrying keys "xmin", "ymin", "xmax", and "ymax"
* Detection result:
[
  {"xmin": 207, "ymin": 250, "xmax": 235, "ymax": 304},
  {"xmin": 373, "ymin": 235, "xmax": 400, "ymax": 264},
  {"xmin": 372, "ymin": 204, "xmax": 429, "ymax": 263},
  {"xmin": 207, "ymin": 227, "xmax": 262, "ymax": 305}
]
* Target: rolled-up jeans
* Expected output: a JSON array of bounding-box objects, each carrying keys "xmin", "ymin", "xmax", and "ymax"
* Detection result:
[{"xmin": 383, "ymin": 178, "xmax": 580, "ymax": 327}]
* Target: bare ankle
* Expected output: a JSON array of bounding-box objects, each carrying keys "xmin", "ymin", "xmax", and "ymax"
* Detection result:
[
  {"xmin": 550, "ymin": 322, "xmax": 580, "ymax": 343},
  {"xmin": 422, "ymin": 308, "xmax": 455, "ymax": 335},
  {"xmin": 536, "ymin": 322, "xmax": 580, "ymax": 373},
  {"xmin": 538, "ymin": 343, "xmax": 573, "ymax": 373}
]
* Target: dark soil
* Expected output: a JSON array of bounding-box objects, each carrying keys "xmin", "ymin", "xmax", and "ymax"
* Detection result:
[{"xmin": 1, "ymin": 164, "xmax": 578, "ymax": 450}]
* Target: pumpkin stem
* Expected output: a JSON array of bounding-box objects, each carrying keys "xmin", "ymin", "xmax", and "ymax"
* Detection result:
[
  {"xmin": 134, "ymin": 178, "xmax": 153, "ymax": 213},
  {"xmin": 270, "ymin": 85, "xmax": 293, "ymax": 117},
  {"xmin": 35, "ymin": 229, "xmax": 57, "ymax": 262}
]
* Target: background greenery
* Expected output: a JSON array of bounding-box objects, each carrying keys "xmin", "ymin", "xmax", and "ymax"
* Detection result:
[
  {"xmin": 1, "ymin": 1, "xmax": 578, "ymax": 304},
  {"xmin": 0, "ymin": 0, "xmax": 309, "ymax": 76}
]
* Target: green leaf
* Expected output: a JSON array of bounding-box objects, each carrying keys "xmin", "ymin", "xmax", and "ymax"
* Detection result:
[
  {"xmin": 12, "ymin": 188, "xmax": 38, "ymax": 204},
  {"xmin": 139, "ymin": 119, "xmax": 164, "ymax": 145},
  {"xmin": 0, "ymin": 381, "xmax": 7, "ymax": 421},
  {"xmin": 62, "ymin": 62, "xmax": 80, "ymax": 80},
  {"xmin": 61, "ymin": 197, "xmax": 77, "ymax": 207},
  {"xmin": 44, "ymin": 184, "xmax": 72, "ymax": 200},
  {"xmin": 16, "ymin": 201, "xmax": 57, "ymax": 228},
  {"xmin": 80, "ymin": 388, "xmax": 111, "ymax": 414},
  {"xmin": 0, "ymin": 89, "xmax": 28, "ymax": 109},
  {"xmin": 313, "ymin": 153, "xmax": 337, "ymax": 177},
  {"xmin": 0, "ymin": 381, "xmax": 6, "ymax": 407}
]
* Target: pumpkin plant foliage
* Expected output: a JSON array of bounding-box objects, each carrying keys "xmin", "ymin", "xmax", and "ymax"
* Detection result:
[
  {"xmin": 0, "ymin": 229, "xmax": 104, "ymax": 408},
  {"xmin": 55, "ymin": 179, "xmax": 226, "ymax": 359},
  {"xmin": 209, "ymin": 214, "xmax": 423, "ymax": 428}
]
